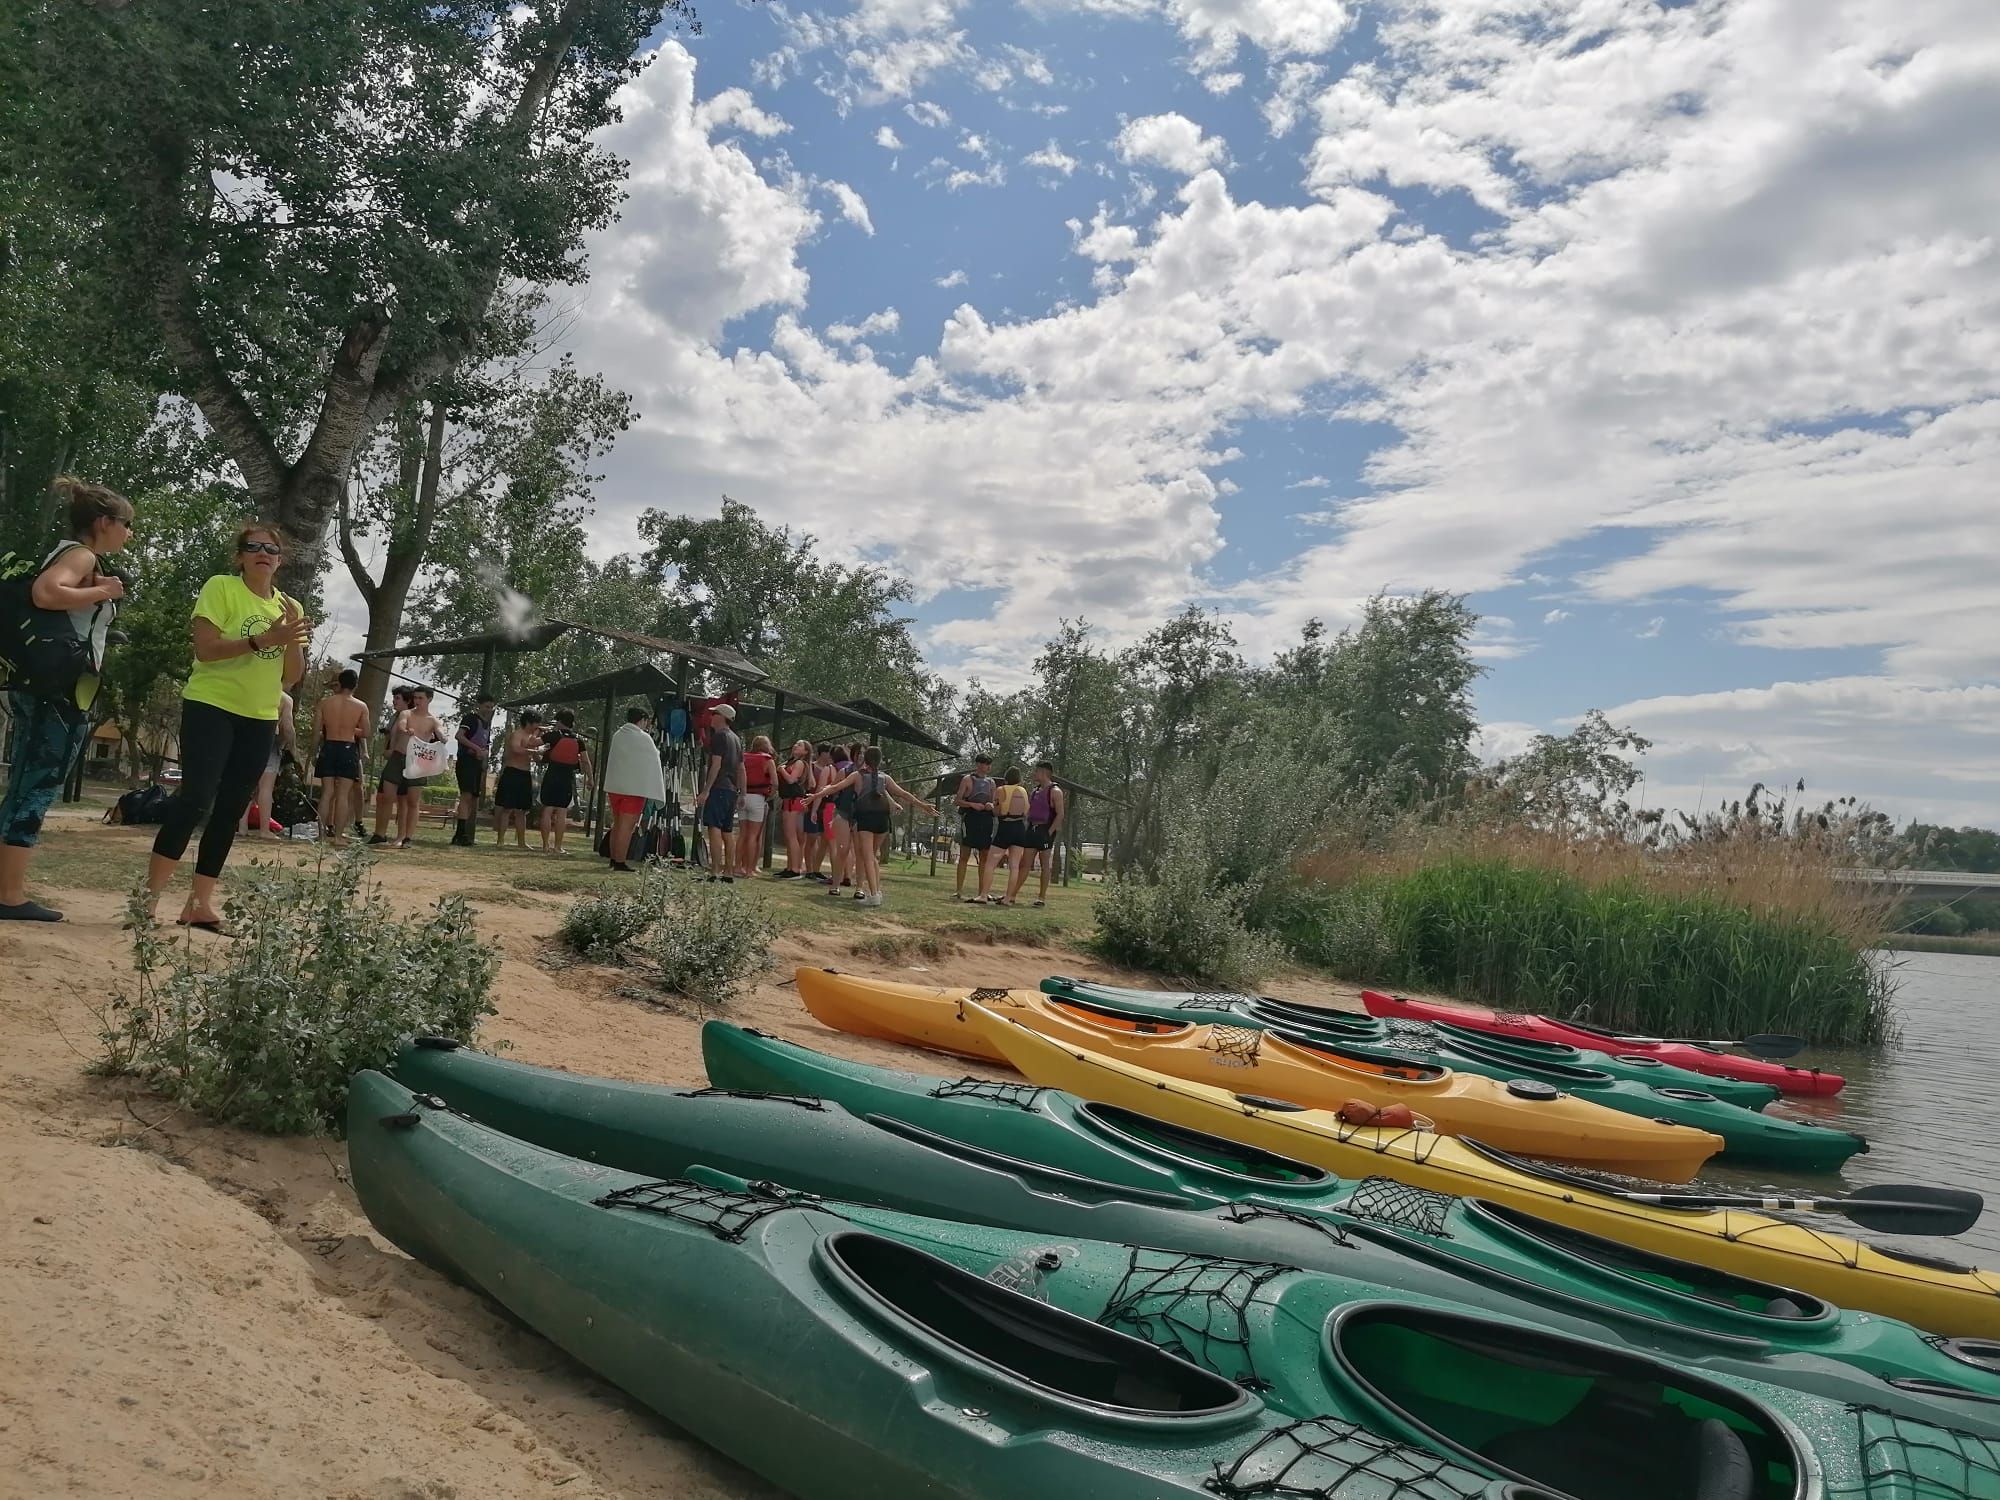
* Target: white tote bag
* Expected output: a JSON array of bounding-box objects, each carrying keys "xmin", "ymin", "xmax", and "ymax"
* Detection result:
[{"xmin": 405, "ymin": 737, "xmax": 447, "ymax": 781}]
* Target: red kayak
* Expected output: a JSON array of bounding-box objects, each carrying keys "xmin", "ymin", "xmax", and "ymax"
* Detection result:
[{"xmin": 1360, "ymin": 991, "xmax": 1845, "ymax": 1097}]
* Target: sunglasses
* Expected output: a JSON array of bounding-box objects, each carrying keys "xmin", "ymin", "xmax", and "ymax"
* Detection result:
[{"xmin": 240, "ymin": 541, "xmax": 282, "ymax": 556}]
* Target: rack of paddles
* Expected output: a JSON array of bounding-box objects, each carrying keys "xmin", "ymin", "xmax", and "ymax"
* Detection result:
[{"xmin": 347, "ymin": 1020, "xmax": 2000, "ymax": 1500}]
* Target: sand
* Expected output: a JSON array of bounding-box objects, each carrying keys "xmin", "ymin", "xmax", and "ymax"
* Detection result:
[{"xmin": 0, "ymin": 809, "xmax": 1372, "ymax": 1497}]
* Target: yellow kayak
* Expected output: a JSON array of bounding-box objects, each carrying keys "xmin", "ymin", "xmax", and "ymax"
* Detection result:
[
  {"xmin": 796, "ymin": 968, "xmax": 1722, "ymax": 1181},
  {"xmin": 961, "ymin": 1000, "xmax": 2000, "ymax": 1340}
]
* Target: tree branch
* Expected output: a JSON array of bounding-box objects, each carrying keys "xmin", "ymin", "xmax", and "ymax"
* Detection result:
[
  {"xmin": 295, "ymin": 303, "xmax": 392, "ymax": 488},
  {"xmin": 337, "ymin": 479, "xmax": 377, "ymax": 606},
  {"xmin": 133, "ymin": 136, "xmax": 287, "ymax": 501}
]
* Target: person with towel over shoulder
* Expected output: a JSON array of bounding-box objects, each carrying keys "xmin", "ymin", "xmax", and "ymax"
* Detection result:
[{"xmin": 603, "ymin": 705, "xmax": 665, "ymax": 873}]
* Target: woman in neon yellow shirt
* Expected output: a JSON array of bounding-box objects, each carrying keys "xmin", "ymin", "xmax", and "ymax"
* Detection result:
[{"xmin": 145, "ymin": 524, "xmax": 311, "ymax": 931}]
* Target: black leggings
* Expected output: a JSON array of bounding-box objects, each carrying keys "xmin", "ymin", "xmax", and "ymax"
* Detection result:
[{"xmin": 152, "ymin": 699, "xmax": 277, "ymax": 879}]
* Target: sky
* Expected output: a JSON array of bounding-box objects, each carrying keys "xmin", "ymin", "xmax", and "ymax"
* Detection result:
[{"xmin": 364, "ymin": 0, "xmax": 2000, "ymax": 826}]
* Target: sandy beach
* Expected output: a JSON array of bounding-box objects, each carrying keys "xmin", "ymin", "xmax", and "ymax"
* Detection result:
[{"xmin": 0, "ymin": 805, "xmax": 1370, "ymax": 1498}]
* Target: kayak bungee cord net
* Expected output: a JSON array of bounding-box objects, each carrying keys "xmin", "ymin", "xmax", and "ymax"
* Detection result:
[
  {"xmin": 677, "ymin": 1088, "xmax": 827, "ymax": 1111},
  {"xmin": 1099, "ymin": 1249, "xmax": 1294, "ymax": 1392},
  {"xmin": 1382, "ymin": 1021, "xmax": 1441, "ymax": 1054},
  {"xmin": 1844, "ymin": 1405, "xmax": 2000, "ymax": 1498},
  {"xmin": 1341, "ymin": 1177, "xmax": 1457, "ymax": 1239},
  {"xmin": 1203, "ymin": 1027, "xmax": 1267, "ymax": 1063},
  {"xmin": 927, "ymin": 1077, "xmax": 1051, "ymax": 1111},
  {"xmin": 1175, "ymin": 992, "xmax": 1259, "ymax": 1010},
  {"xmin": 593, "ymin": 1180, "xmax": 805, "ymax": 1244},
  {"xmin": 1207, "ymin": 1416, "xmax": 1523, "ymax": 1499},
  {"xmin": 1219, "ymin": 1203, "xmax": 1355, "ymax": 1249}
]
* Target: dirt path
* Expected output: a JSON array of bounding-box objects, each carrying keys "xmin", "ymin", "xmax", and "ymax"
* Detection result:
[{"xmin": 0, "ymin": 813, "xmax": 1370, "ymax": 1497}]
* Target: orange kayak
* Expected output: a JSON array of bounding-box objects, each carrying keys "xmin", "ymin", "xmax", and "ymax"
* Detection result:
[{"xmin": 794, "ymin": 968, "xmax": 1723, "ymax": 1181}]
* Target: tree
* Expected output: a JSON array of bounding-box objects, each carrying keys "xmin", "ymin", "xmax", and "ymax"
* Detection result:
[
  {"xmin": 1320, "ymin": 591, "xmax": 1482, "ymax": 801},
  {"xmin": 341, "ymin": 348, "xmax": 632, "ymax": 716},
  {"xmin": 2, "ymin": 0, "xmax": 680, "ymax": 594},
  {"xmin": 1489, "ymin": 710, "xmax": 1652, "ymax": 835}
]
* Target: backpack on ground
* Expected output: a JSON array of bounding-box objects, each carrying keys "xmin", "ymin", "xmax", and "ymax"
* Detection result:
[
  {"xmin": 0, "ymin": 543, "xmax": 91, "ymax": 701},
  {"xmin": 107, "ymin": 783, "xmax": 174, "ymax": 826}
]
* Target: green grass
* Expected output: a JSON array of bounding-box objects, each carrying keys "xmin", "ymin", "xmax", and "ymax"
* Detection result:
[{"xmin": 1282, "ymin": 857, "xmax": 1895, "ymax": 1046}]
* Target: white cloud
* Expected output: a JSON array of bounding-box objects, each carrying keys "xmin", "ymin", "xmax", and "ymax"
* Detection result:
[
  {"xmin": 875, "ymin": 125, "xmax": 904, "ymax": 149},
  {"xmin": 960, "ymin": 130, "xmax": 992, "ymax": 158},
  {"xmin": 822, "ymin": 180, "xmax": 876, "ymax": 235},
  {"xmin": 905, "ymin": 99, "xmax": 951, "ymax": 128},
  {"xmin": 1024, "ymin": 141, "xmax": 1080, "ymax": 176},
  {"xmin": 1542, "ymin": 608, "xmax": 1570, "ymax": 626},
  {"xmin": 934, "ymin": 268, "xmax": 968, "ymax": 288},
  {"xmin": 1636, "ymin": 616, "xmax": 1665, "ymax": 640},
  {"xmin": 1203, "ymin": 71, "xmax": 1244, "ymax": 95},
  {"xmin": 827, "ymin": 308, "xmax": 902, "ymax": 343},
  {"xmin": 1286, "ymin": 474, "xmax": 1331, "ymax": 490},
  {"xmin": 1115, "ymin": 112, "xmax": 1227, "ymax": 174},
  {"xmin": 577, "ymin": 42, "xmax": 818, "ymax": 342},
  {"xmin": 1043, "ymin": 0, "xmax": 1353, "ymax": 72},
  {"xmin": 551, "ymin": 9, "xmax": 2000, "ymax": 821},
  {"xmin": 1263, "ymin": 59, "xmax": 1325, "ymax": 137},
  {"xmin": 694, "ymin": 87, "xmax": 789, "ymax": 138}
]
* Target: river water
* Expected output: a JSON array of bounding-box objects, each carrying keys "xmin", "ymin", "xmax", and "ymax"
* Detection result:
[{"xmin": 1697, "ymin": 950, "xmax": 2000, "ymax": 1267}]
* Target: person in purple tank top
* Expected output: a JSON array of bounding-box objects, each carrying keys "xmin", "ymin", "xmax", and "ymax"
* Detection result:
[{"xmin": 1005, "ymin": 760, "xmax": 1066, "ymax": 907}]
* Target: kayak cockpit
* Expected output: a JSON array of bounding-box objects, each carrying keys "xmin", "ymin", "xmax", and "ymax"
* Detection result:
[
  {"xmin": 819, "ymin": 1231, "xmax": 1254, "ymax": 1420},
  {"xmin": 1327, "ymin": 1304, "xmax": 1806, "ymax": 1500},
  {"xmin": 1267, "ymin": 1029, "xmax": 1448, "ymax": 1083},
  {"xmin": 1046, "ymin": 995, "xmax": 1197, "ymax": 1038},
  {"xmin": 1432, "ymin": 1023, "xmax": 1583, "ymax": 1062},
  {"xmin": 1463, "ymin": 1199, "xmax": 1838, "ymax": 1328},
  {"xmin": 1436, "ymin": 1035, "xmax": 1615, "ymax": 1087},
  {"xmin": 1247, "ymin": 998, "xmax": 1380, "ymax": 1034},
  {"xmin": 1072, "ymin": 1101, "xmax": 1335, "ymax": 1190}
]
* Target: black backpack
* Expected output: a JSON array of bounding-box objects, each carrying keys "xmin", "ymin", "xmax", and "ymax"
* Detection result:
[
  {"xmin": 857, "ymin": 769, "xmax": 892, "ymax": 815},
  {"xmin": 0, "ymin": 542, "xmax": 93, "ymax": 700}
]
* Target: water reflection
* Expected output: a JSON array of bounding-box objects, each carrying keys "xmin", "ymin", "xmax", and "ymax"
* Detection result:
[{"xmin": 1697, "ymin": 950, "xmax": 2000, "ymax": 1264}]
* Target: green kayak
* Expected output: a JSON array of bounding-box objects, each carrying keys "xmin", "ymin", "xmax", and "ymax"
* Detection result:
[
  {"xmin": 1041, "ymin": 976, "xmax": 1781, "ymax": 1110},
  {"xmin": 682, "ymin": 1167, "xmax": 2000, "ymax": 1500},
  {"xmin": 698, "ymin": 1022, "xmax": 2000, "ymax": 1414},
  {"xmin": 1038, "ymin": 977, "xmax": 1861, "ymax": 1170},
  {"xmin": 347, "ymin": 1070, "xmax": 1552, "ymax": 1500}
]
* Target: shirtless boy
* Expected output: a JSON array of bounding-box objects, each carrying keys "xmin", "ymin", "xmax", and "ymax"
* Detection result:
[
  {"xmin": 493, "ymin": 710, "xmax": 542, "ymax": 849},
  {"xmin": 369, "ymin": 685, "xmax": 414, "ymax": 844},
  {"xmin": 313, "ymin": 668, "xmax": 369, "ymax": 845}
]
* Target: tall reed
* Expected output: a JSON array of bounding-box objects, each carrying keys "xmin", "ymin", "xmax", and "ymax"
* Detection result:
[{"xmin": 1285, "ymin": 822, "xmax": 1899, "ymax": 1046}]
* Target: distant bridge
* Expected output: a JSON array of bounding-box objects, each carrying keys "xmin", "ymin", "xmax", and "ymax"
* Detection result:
[{"xmin": 1837, "ymin": 868, "xmax": 2000, "ymax": 902}]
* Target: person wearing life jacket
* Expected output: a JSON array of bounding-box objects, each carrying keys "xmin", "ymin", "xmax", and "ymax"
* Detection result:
[
  {"xmin": 0, "ymin": 477, "xmax": 134, "ymax": 922},
  {"xmin": 775, "ymin": 737, "xmax": 815, "ymax": 878},
  {"xmin": 736, "ymin": 733, "xmax": 777, "ymax": 877},
  {"xmin": 806, "ymin": 746, "xmax": 930, "ymax": 907},
  {"xmin": 1006, "ymin": 760, "xmax": 1067, "ymax": 907},
  {"xmin": 952, "ymin": 753, "xmax": 998, "ymax": 904},
  {"xmin": 987, "ymin": 767, "xmax": 1031, "ymax": 905},
  {"xmin": 538, "ymin": 708, "xmax": 592, "ymax": 855}
]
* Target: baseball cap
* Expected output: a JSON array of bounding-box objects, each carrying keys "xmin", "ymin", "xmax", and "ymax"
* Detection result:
[{"xmin": 713, "ymin": 703, "xmax": 736, "ymax": 721}]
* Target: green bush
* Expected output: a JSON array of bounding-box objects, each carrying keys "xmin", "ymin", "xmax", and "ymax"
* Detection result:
[
  {"xmin": 558, "ymin": 888, "xmax": 655, "ymax": 959},
  {"xmin": 1092, "ymin": 831, "xmax": 1288, "ymax": 988},
  {"xmin": 557, "ymin": 867, "xmax": 777, "ymax": 1007},
  {"xmin": 97, "ymin": 847, "xmax": 500, "ymax": 1134},
  {"xmin": 1287, "ymin": 857, "xmax": 1893, "ymax": 1046},
  {"xmin": 644, "ymin": 873, "xmax": 778, "ymax": 1007}
]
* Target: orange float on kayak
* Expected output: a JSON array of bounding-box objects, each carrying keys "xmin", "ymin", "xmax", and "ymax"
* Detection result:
[{"xmin": 793, "ymin": 967, "xmax": 1724, "ymax": 1182}]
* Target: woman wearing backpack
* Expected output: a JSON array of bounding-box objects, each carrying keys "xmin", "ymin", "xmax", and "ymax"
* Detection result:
[
  {"xmin": 144, "ymin": 523, "xmax": 310, "ymax": 931},
  {"xmin": 805, "ymin": 746, "xmax": 928, "ymax": 907},
  {"xmin": 0, "ymin": 478, "xmax": 134, "ymax": 921}
]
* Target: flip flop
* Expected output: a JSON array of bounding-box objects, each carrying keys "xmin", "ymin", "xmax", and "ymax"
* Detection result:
[{"xmin": 175, "ymin": 918, "xmax": 235, "ymax": 937}]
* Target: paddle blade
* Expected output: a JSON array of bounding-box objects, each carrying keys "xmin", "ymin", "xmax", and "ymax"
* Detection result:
[
  {"xmin": 1736, "ymin": 1033, "xmax": 1806, "ymax": 1060},
  {"xmin": 1838, "ymin": 1184, "xmax": 1984, "ymax": 1237}
]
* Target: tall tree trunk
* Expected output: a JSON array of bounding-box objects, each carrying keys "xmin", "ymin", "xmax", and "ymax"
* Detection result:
[{"xmin": 345, "ymin": 399, "xmax": 447, "ymax": 719}]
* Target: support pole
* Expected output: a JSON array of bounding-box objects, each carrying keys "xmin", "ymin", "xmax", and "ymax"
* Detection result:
[
  {"xmin": 766, "ymin": 692, "xmax": 787, "ymax": 871},
  {"xmin": 590, "ymin": 691, "xmax": 612, "ymax": 845}
]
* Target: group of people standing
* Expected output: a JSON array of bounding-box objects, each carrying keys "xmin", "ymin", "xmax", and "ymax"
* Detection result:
[{"xmin": 949, "ymin": 755, "xmax": 1067, "ymax": 907}]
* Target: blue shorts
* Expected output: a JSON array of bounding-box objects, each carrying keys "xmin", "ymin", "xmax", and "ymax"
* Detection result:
[
  {"xmin": 702, "ymin": 783, "xmax": 738, "ymax": 832},
  {"xmin": 0, "ymin": 690, "xmax": 89, "ymax": 848}
]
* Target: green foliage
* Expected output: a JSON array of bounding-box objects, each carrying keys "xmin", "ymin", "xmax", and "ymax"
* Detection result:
[
  {"xmin": 558, "ymin": 887, "xmax": 655, "ymax": 960},
  {"xmin": 1900, "ymin": 823, "xmax": 2000, "ymax": 874},
  {"xmin": 558, "ymin": 867, "xmax": 777, "ymax": 1006},
  {"xmin": 1487, "ymin": 710, "xmax": 1652, "ymax": 834},
  {"xmin": 1091, "ymin": 828, "xmax": 1289, "ymax": 988},
  {"xmin": 1287, "ymin": 857, "xmax": 1894, "ymax": 1046},
  {"xmin": 1316, "ymin": 591, "xmax": 1483, "ymax": 801},
  {"xmin": 95, "ymin": 848, "xmax": 500, "ymax": 1134},
  {"xmin": 1901, "ymin": 896, "xmax": 2000, "ymax": 936}
]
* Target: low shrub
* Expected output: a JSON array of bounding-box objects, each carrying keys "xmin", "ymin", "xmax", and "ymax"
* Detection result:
[
  {"xmin": 642, "ymin": 873, "xmax": 778, "ymax": 1007},
  {"xmin": 559, "ymin": 887, "xmax": 655, "ymax": 960},
  {"xmin": 1092, "ymin": 831, "xmax": 1288, "ymax": 988},
  {"xmin": 96, "ymin": 847, "xmax": 500, "ymax": 1134},
  {"xmin": 557, "ymin": 868, "xmax": 777, "ymax": 1006}
]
